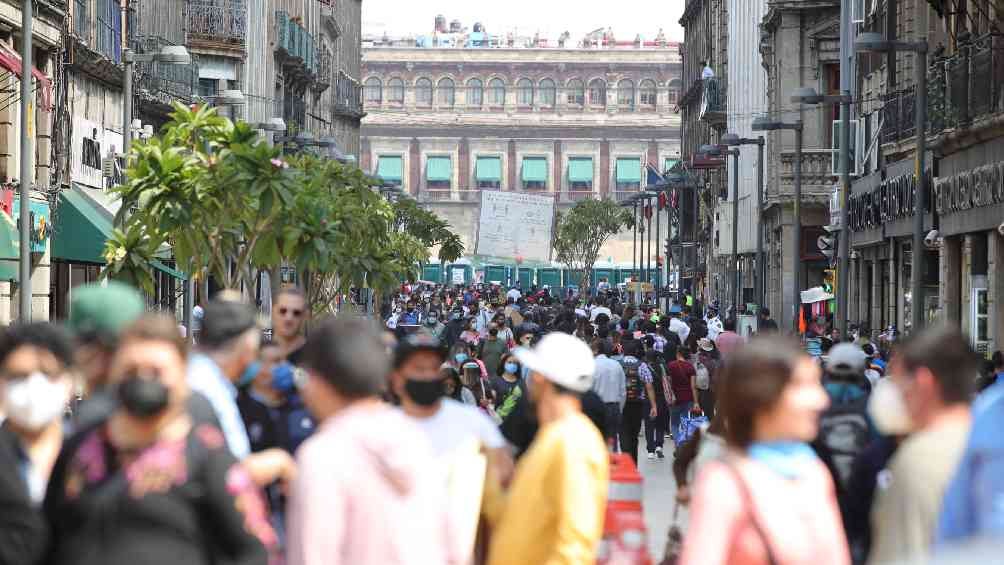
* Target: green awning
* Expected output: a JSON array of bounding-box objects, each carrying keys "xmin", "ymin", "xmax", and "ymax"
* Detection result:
[
  {"xmin": 151, "ymin": 260, "xmax": 188, "ymax": 281},
  {"xmin": 616, "ymin": 158, "xmax": 642, "ymax": 183},
  {"xmin": 664, "ymin": 158, "xmax": 680, "ymax": 172},
  {"xmin": 568, "ymin": 158, "xmax": 594, "ymax": 182},
  {"xmin": 377, "ymin": 155, "xmax": 403, "ymax": 182},
  {"xmin": 426, "ymin": 156, "xmax": 453, "ymax": 182},
  {"xmin": 53, "ymin": 189, "xmax": 114, "ymax": 264},
  {"xmin": 521, "ymin": 157, "xmax": 548, "ymax": 182},
  {"xmin": 0, "ymin": 213, "xmax": 17, "ymax": 280},
  {"xmin": 475, "ymin": 156, "xmax": 502, "ymax": 182}
]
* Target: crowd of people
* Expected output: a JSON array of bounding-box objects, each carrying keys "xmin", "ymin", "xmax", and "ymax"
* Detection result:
[{"xmin": 1, "ymin": 277, "xmax": 1003, "ymax": 565}]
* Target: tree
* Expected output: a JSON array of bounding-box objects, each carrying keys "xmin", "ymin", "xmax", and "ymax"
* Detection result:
[
  {"xmin": 392, "ymin": 197, "xmax": 465, "ymax": 265},
  {"xmin": 552, "ymin": 198, "xmax": 634, "ymax": 292}
]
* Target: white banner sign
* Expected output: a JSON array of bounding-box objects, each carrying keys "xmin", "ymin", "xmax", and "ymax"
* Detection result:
[{"xmin": 475, "ymin": 191, "xmax": 555, "ymax": 262}]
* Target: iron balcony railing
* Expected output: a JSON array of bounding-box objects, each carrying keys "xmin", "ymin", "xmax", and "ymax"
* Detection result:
[
  {"xmin": 132, "ymin": 36, "xmax": 199, "ymax": 104},
  {"xmin": 283, "ymin": 94, "xmax": 307, "ymax": 135},
  {"xmin": 333, "ymin": 74, "xmax": 363, "ymax": 117},
  {"xmin": 73, "ymin": 0, "xmax": 122, "ymax": 63},
  {"xmin": 883, "ymin": 33, "xmax": 1004, "ymax": 143},
  {"xmin": 187, "ymin": 0, "xmax": 247, "ymax": 46},
  {"xmin": 275, "ymin": 11, "xmax": 319, "ymax": 76},
  {"xmin": 699, "ymin": 77, "xmax": 726, "ymax": 123}
]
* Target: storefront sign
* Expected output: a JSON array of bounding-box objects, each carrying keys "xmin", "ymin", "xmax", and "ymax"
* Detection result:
[
  {"xmin": 11, "ymin": 199, "xmax": 50, "ymax": 254},
  {"xmin": 848, "ymin": 170, "xmax": 931, "ymax": 232},
  {"xmin": 933, "ymin": 161, "xmax": 1004, "ymax": 216}
]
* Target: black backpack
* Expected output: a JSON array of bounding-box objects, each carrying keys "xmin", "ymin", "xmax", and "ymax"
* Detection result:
[
  {"xmin": 812, "ymin": 388, "xmax": 872, "ymax": 491},
  {"xmin": 620, "ymin": 356, "xmax": 645, "ymax": 403}
]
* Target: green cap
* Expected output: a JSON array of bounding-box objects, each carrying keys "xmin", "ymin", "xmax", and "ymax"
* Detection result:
[{"xmin": 68, "ymin": 281, "xmax": 145, "ymax": 344}]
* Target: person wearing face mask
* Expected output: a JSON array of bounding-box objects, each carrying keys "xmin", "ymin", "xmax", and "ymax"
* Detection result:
[
  {"xmin": 442, "ymin": 365, "xmax": 477, "ymax": 406},
  {"xmin": 491, "ymin": 353, "xmax": 525, "ymax": 422},
  {"xmin": 422, "ymin": 312, "xmax": 446, "ymax": 341},
  {"xmin": 459, "ymin": 317, "xmax": 481, "ymax": 346},
  {"xmin": 44, "ymin": 315, "xmax": 275, "ymax": 565},
  {"xmin": 867, "ymin": 328, "xmax": 975, "ymax": 565},
  {"xmin": 188, "ymin": 300, "xmax": 296, "ymax": 489},
  {"xmin": 679, "ymin": 336, "xmax": 849, "ymax": 565},
  {"xmin": 0, "ymin": 323, "xmax": 74, "ymax": 565},
  {"xmin": 236, "ymin": 342, "xmax": 315, "ymax": 456},
  {"xmin": 479, "ymin": 323, "xmax": 509, "ymax": 379}
]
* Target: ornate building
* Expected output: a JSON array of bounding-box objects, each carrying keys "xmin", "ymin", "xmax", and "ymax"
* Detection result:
[{"xmin": 361, "ymin": 25, "xmax": 682, "ymax": 264}]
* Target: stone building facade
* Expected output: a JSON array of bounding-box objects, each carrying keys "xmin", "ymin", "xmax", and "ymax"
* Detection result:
[{"xmin": 361, "ymin": 43, "xmax": 682, "ymax": 264}]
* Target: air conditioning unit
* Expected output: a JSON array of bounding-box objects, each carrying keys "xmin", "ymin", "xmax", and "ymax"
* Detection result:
[{"xmin": 102, "ymin": 156, "xmax": 116, "ymax": 179}]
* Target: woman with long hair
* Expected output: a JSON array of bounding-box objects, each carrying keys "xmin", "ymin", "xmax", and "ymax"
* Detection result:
[{"xmin": 680, "ymin": 336, "xmax": 849, "ymax": 565}]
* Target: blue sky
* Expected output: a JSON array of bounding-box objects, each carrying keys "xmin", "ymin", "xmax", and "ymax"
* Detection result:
[{"xmin": 362, "ymin": 0, "xmax": 686, "ymax": 42}]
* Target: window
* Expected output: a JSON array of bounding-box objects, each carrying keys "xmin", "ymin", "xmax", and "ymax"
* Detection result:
[
  {"xmin": 416, "ymin": 78, "xmax": 433, "ymax": 107},
  {"xmin": 467, "ymin": 78, "xmax": 483, "ymax": 107},
  {"xmin": 377, "ymin": 155, "xmax": 403, "ymax": 187},
  {"xmin": 475, "ymin": 155, "xmax": 502, "ymax": 190},
  {"xmin": 667, "ymin": 77, "xmax": 683, "ymax": 106},
  {"xmin": 567, "ymin": 157, "xmax": 594, "ymax": 191},
  {"xmin": 198, "ymin": 78, "xmax": 218, "ymax": 98},
  {"xmin": 364, "ymin": 77, "xmax": 382, "ymax": 104},
  {"xmin": 617, "ymin": 79, "xmax": 635, "ymax": 108},
  {"xmin": 521, "ymin": 157, "xmax": 548, "ymax": 190},
  {"xmin": 588, "ymin": 79, "xmax": 606, "ymax": 107},
  {"xmin": 488, "ymin": 78, "xmax": 506, "ymax": 105},
  {"xmin": 517, "ymin": 79, "xmax": 534, "ymax": 106},
  {"xmin": 437, "ymin": 78, "xmax": 455, "ymax": 107},
  {"xmin": 426, "ymin": 155, "xmax": 452, "ymax": 190},
  {"xmin": 615, "ymin": 157, "xmax": 642, "ymax": 191},
  {"xmin": 640, "ymin": 79, "xmax": 657, "ymax": 106},
  {"xmin": 566, "ymin": 79, "xmax": 585, "ymax": 105},
  {"xmin": 539, "ymin": 79, "xmax": 556, "ymax": 107},
  {"xmin": 387, "ymin": 78, "xmax": 405, "ymax": 105}
]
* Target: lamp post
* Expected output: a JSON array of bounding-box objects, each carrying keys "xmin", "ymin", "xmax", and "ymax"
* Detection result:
[
  {"xmin": 721, "ymin": 133, "xmax": 767, "ymax": 309},
  {"xmin": 699, "ymin": 143, "xmax": 741, "ymax": 312},
  {"xmin": 123, "ymin": 45, "xmax": 192, "ymax": 161},
  {"xmin": 753, "ymin": 117, "xmax": 804, "ymax": 331},
  {"xmin": 791, "ymin": 86, "xmax": 853, "ymax": 337},
  {"xmin": 855, "ymin": 32, "xmax": 929, "ymax": 333},
  {"xmin": 253, "ymin": 117, "xmax": 287, "ymax": 146},
  {"xmin": 211, "ymin": 89, "xmax": 247, "ymax": 122},
  {"xmin": 621, "ymin": 195, "xmax": 641, "ymax": 304},
  {"xmin": 17, "ymin": 0, "xmax": 32, "ymax": 321}
]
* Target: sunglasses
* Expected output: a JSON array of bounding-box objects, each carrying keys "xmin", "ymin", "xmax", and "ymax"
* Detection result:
[{"xmin": 279, "ymin": 307, "xmax": 304, "ymax": 318}]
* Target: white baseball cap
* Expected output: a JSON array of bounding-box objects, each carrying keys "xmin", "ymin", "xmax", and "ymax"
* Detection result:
[{"xmin": 513, "ymin": 332, "xmax": 596, "ymax": 393}]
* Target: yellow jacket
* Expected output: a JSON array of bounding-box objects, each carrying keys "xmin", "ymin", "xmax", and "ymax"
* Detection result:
[{"xmin": 485, "ymin": 411, "xmax": 609, "ymax": 565}]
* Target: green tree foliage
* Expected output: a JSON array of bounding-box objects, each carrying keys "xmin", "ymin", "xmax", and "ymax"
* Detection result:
[
  {"xmin": 552, "ymin": 198, "xmax": 634, "ymax": 291},
  {"xmin": 392, "ymin": 197, "xmax": 465, "ymax": 265}
]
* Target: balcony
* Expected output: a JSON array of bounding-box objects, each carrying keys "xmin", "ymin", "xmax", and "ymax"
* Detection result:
[
  {"xmin": 313, "ymin": 45, "xmax": 332, "ymax": 92},
  {"xmin": 186, "ymin": 0, "xmax": 247, "ymax": 53},
  {"xmin": 699, "ymin": 77, "xmax": 726, "ymax": 128},
  {"xmin": 276, "ymin": 11, "xmax": 319, "ymax": 81},
  {"xmin": 283, "ymin": 94, "xmax": 306, "ymax": 136},
  {"xmin": 774, "ymin": 149, "xmax": 836, "ymax": 202},
  {"xmin": 132, "ymin": 37, "xmax": 199, "ymax": 108},
  {"xmin": 564, "ymin": 190, "xmax": 596, "ymax": 202},
  {"xmin": 333, "ymin": 74, "xmax": 365, "ymax": 119},
  {"xmin": 72, "ymin": 0, "xmax": 122, "ymax": 63}
]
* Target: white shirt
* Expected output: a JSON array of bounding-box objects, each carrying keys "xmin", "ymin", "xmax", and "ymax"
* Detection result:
[
  {"xmin": 590, "ymin": 306, "xmax": 612, "ymax": 322},
  {"xmin": 702, "ymin": 66, "xmax": 715, "ymax": 79},
  {"xmin": 706, "ymin": 316, "xmax": 724, "ymax": 341},
  {"xmin": 187, "ymin": 353, "xmax": 250, "ymax": 460},
  {"xmin": 408, "ymin": 398, "xmax": 506, "ymax": 457},
  {"xmin": 669, "ymin": 317, "xmax": 691, "ymax": 344},
  {"xmin": 506, "ymin": 288, "xmax": 522, "ymax": 301}
]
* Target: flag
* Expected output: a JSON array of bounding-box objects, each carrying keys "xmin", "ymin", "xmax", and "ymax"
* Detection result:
[{"xmin": 646, "ymin": 163, "xmax": 665, "ymax": 187}]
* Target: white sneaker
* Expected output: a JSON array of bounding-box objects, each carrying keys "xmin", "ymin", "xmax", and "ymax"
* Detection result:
[
  {"xmin": 647, "ymin": 451, "xmax": 656, "ymax": 460},
  {"xmin": 656, "ymin": 447, "xmax": 665, "ymax": 459}
]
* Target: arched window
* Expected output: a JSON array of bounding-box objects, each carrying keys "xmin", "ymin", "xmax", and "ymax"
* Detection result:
[
  {"xmin": 415, "ymin": 78, "xmax": 433, "ymax": 107},
  {"xmin": 437, "ymin": 78, "xmax": 455, "ymax": 107},
  {"xmin": 466, "ymin": 78, "xmax": 483, "ymax": 107},
  {"xmin": 539, "ymin": 79, "xmax": 556, "ymax": 107},
  {"xmin": 387, "ymin": 78, "xmax": 405, "ymax": 105},
  {"xmin": 588, "ymin": 79, "xmax": 606, "ymax": 107},
  {"xmin": 566, "ymin": 79, "xmax": 585, "ymax": 105},
  {"xmin": 488, "ymin": 78, "xmax": 506, "ymax": 105},
  {"xmin": 667, "ymin": 78, "xmax": 683, "ymax": 106},
  {"xmin": 617, "ymin": 79, "xmax": 635, "ymax": 108},
  {"xmin": 639, "ymin": 79, "xmax": 657, "ymax": 106},
  {"xmin": 364, "ymin": 77, "xmax": 382, "ymax": 104},
  {"xmin": 517, "ymin": 78, "xmax": 534, "ymax": 106}
]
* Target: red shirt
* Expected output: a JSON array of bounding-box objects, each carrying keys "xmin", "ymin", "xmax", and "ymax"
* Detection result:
[{"xmin": 667, "ymin": 359, "xmax": 696, "ymax": 404}]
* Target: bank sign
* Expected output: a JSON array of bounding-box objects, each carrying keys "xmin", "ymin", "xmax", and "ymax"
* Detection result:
[
  {"xmin": 847, "ymin": 170, "xmax": 931, "ymax": 232},
  {"xmin": 933, "ymin": 161, "xmax": 1004, "ymax": 216}
]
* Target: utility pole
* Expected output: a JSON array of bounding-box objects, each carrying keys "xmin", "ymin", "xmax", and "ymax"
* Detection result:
[{"xmin": 18, "ymin": 0, "xmax": 32, "ymax": 322}]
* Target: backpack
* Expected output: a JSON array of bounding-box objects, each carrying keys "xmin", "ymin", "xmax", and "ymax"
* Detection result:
[
  {"xmin": 620, "ymin": 356, "xmax": 645, "ymax": 403},
  {"xmin": 812, "ymin": 391, "xmax": 872, "ymax": 491},
  {"xmin": 694, "ymin": 361, "xmax": 711, "ymax": 391}
]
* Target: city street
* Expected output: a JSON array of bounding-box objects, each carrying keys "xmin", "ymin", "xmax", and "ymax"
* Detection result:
[{"xmin": 639, "ymin": 449, "xmax": 679, "ymax": 560}]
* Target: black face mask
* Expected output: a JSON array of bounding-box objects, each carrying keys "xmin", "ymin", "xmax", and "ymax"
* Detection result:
[
  {"xmin": 118, "ymin": 375, "xmax": 170, "ymax": 418},
  {"xmin": 404, "ymin": 377, "xmax": 444, "ymax": 407}
]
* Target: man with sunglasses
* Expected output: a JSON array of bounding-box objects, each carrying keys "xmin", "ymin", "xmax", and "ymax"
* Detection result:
[{"xmin": 272, "ymin": 288, "xmax": 308, "ymax": 365}]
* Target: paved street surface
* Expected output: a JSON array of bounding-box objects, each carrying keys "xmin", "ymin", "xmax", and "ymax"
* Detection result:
[{"xmin": 637, "ymin": 446, "xmax": 681, "ymax": 561}]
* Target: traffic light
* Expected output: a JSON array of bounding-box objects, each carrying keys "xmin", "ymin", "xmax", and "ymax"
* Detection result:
[
  {"xmin": 823, "ymin": 269, "xmax": 836, "ymax": 293},
  {"xmin": 817, "ymin": 232, "xmax": 836, "ymax": 260}
]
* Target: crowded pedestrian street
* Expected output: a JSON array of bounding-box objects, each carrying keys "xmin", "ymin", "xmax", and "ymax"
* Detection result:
[{"xmin": 1, "ymin": 0, "xmax": 1004, "ymax": 564}]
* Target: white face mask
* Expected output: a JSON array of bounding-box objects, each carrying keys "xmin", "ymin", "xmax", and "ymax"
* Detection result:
[
  {"xmin": 867, "ymin": 378, "xmax": 913, "ymax": 436},
  {"xmin": 3, "ymin": 372, "xmax": 68, "ymax": 431}
]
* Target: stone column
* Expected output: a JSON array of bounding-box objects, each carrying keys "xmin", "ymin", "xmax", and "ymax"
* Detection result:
[
  {"xmin": 781, "ymin": 221, "xmax": 796, "ymax": 330},
  {"xmin": 408, "ymin": 138, "xmax": 420, "ymax": 196},
  {"xmin": 600, "ymin": 140, "xmax": 611, "ymax": 198},
  {"xmin": 359, "ymin": 137, "xmax": 372, "ymax": 172},
  {"xmin": 553, "ymin": 140, "xmax": 562, "ymax": 198},
  {"xmin": 849, "ymin": 256, "xmax": 859, "ymax": 325},
  {"xmin": 871, "ymin": 259, "xmax": 883, "ymax": 338},
  {"xmin": 507, "ymin": 140, "xmax": 517, "ymax": 192},
  {"xmin": 991, "ymin": 231, "xmax": 1004, "ymax": 352},
  {"xmin": 940, "ymin": 235, "xmax": 962, "ymax": 325},
  {"xmin": 961, "ymin": 235, "xmax": 974, "ymax": 337},
  {"xmin": 458, "ymin": 137, "xmax": 470, "ymax": 192}
]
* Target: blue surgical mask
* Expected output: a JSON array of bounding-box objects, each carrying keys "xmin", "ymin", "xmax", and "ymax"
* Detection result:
[
  {"xmin": 504, "ymin": 362, "xmax": 519, "ymax": 374},
  {"xmin": 454, "ymin": 353, "xmax": 469, "ymax": 364},
  {"xmin": 271, "ymin": 362, "xmax": 296, "ymax": 393},
  {"xmin": 239, "ymin": 361, "xmax": 261, "ymax": 388}
]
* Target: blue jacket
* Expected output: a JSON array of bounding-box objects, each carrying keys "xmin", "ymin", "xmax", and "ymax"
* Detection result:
[{"xmin": 935, "ymin": 381, "xmax": 1004, "ymax": 545}]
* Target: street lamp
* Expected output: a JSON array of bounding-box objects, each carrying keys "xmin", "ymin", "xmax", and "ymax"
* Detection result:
[
  {"xmin": 855, "ymin": 32, "xmax": 929, "ymax": 333},
  {"xmin": 722, "ymin": 132, "xmax": 767, "ymax": 311},
  {"xmin": 210, "ymin": 89, "xmax": 247, "ymax": 122},
  {"xmin": 123, "ymin": 45, "xmax": 192, "ymax": 161},
  {"xmin": 620, "ymin": 195, "xmax": 641, "ymax": 302},
  {"xmin": 753, "ymin": 116, "xmax": 804, "ymax": 331},
  {"xmin": 699, "ymin": 143, "xmax": 741, "ymax": 313},
  {"xmin": 792, "ymin": 86, "xmax": 853, "ymax": 337}
]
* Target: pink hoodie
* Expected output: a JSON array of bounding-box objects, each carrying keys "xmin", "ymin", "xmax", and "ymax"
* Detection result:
[{"xmin": 286, "ymin": 402, "xmax": 449, "ymax": 565}]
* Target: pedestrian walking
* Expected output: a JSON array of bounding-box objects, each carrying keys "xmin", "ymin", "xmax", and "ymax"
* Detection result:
[
  {"xmin": 271, "ymin": 288, "xmax": 308, "ymax": 364},
  {"xmin": 591, "ymin": 339, "xmax": 627, "ymax": 446},
  {"xmin": 680, "ymin": 336, "xmax": 849, "ymax": 565},
  {"xmin": 0, "ymin": 323, "xmax": 75, "ymax": 565},
  {"xmin": 484, "ymin": 332, "xmax": 608, "ymax": 565},
  {"xmin": 666, "ymin": 343, "xmax": 698, "ymax": 443},
  {"xmin": 644, "ymin": 348, "xmax": 671, "ymax": 459},
  {"xmin": 45, "ymin": 315, "xmax": 275, "ymax": 565},
  {"xmin": 617, "ymin": 339, "xmax": 658, "ymax": 465},
  {"xmin": 288, "ymin": 316, "xmax": 448, "ymax": 565}
]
